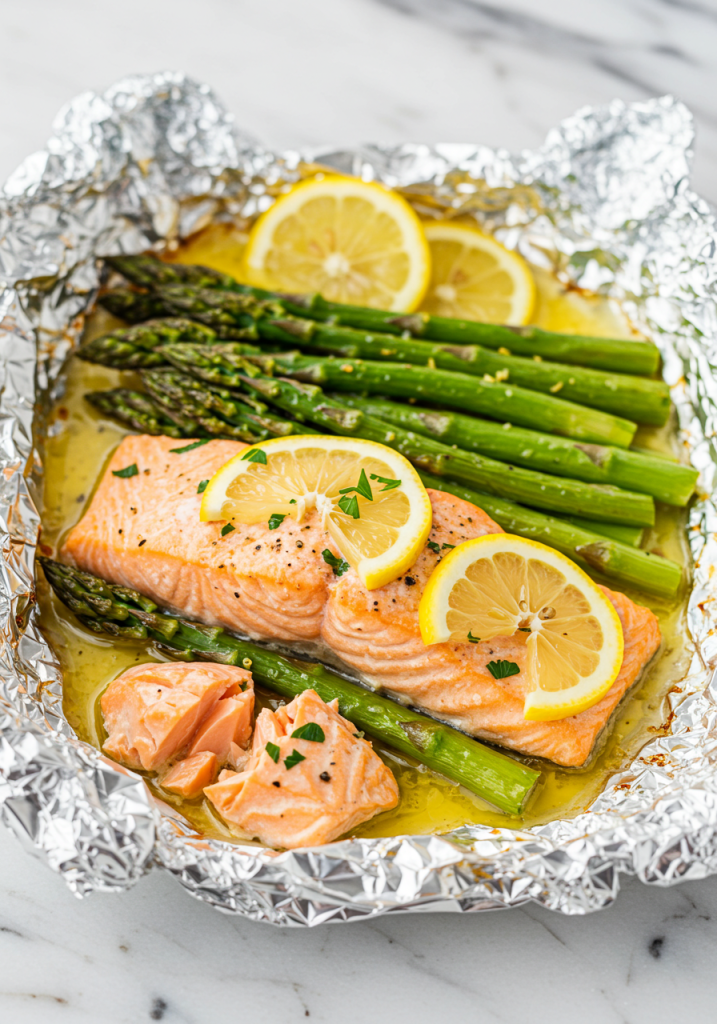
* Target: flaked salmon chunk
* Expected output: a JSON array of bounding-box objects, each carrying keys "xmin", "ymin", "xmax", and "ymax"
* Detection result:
[
  {"xmin": 67, "ymin": 436, "xmax": 662, "ymax": 769},
  {"xmin": 162, "ymin": 751, "xmax": 218, "ymax": 798},
  {"xmin": 204, "ymin": 688, "xmax": 399, "ymax": 848},
  {"xmin": 101, "ymin": 661, "xmax": 254, "ymax": 771}
]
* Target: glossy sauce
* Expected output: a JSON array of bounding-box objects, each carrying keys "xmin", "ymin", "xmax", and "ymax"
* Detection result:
[{"xmin": 36, "ymin": 246, "xmax": 693, "ymax": 843}]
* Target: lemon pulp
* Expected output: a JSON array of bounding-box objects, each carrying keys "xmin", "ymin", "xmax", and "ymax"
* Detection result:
[{"xmin": 420, "ymin": 221, "xmax": 535, "ymax": 325}]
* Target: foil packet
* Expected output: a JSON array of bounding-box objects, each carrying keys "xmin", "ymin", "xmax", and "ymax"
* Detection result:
[{"xmin": 0, "ymin": 72, "xmax": 715, "ymax": 923}]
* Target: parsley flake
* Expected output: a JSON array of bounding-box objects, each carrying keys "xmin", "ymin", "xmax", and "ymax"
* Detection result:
[
  {"xmin": 284, "ymin": 748, "xmax": 307, "ymax": 770},
  {"xmin": 467, "ymin": 631, "xmax": 481, "ymax": 643},
  {"xmin": 170, "ymin": 439, "xmax": 210, "ymax": 454},
  {"xmin": 291, "ymin": 722, "xmax": 325, "ymax": 743},
  {"xmin": 196, "ymin": 479, "xmax": 209, "ymax": 494},
  {"xmin": 427, "ymin": 540, "xmax": 441, "ymax": 553},
  {"xmin": 337, "ymin": 493, "xmax": 361, "ymax": 519},
  {"xmin": 265, "ymin": 742, "xmax": 280, "ymax": 763},
  {"xmin": 322, "ymin": 549, "xmax": 350, "ymax": 576},
  {"xmin": 221, "ymin": 523, "xmax": 235, "ymax": 537},
  {"xmin": 241, "ymin": 448, "xmax": 267, "ymax": 464},
  {"xmin": 112, "ymin": 463, "xmax": 139, "ymax": 479},
  {"xmin": 486, "ymin": 659, "xmax": 520, "ymax": 679},
  {"xmin": 289, "ymin": 499, "xmax": 297, "ymax": 504},
  {"xmin": 442, "ymin": 543, "xmax": 455, "ymax": 550},
  {"xmin": 370, "ymin": 473, "xmax": 401, "ymax": 491},
  {"xmin": 268, "ymin": 513, "xmax": 287, "ymax": 530},
  {"xmin": 338, "ymin": 468, "xmax": 373, "ymax": 501}
]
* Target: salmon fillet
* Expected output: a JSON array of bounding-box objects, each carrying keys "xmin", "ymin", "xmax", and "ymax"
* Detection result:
[
  {"xmin": 204, "ymin": 688, "xmax": 399, "ymax": 847},
  {"xmin": 66, "ymin": 435, "xmax": 662, "ymax": 768},
  {"xmin": 100, "ymin": 661, "xmax": 254, "ymax": 771}
]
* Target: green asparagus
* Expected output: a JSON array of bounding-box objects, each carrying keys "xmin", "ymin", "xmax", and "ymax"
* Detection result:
[
  {"xmin": 103, "ymin": 278, "xmax": 668, "ymax": 423},
  {"xmin": 334, "ymin": 395, "xmax": 697, "ymax": 506},
  {"xmin": 160, "ymin": 348, "xmax": 653, "ymax": 524},
  {"xmin": 39, "ymin": 556, "xmax": 539, "ymax": 815},
  {"xmin": 86, "ymin": 389, "xmax": 185, "ymax": 437},
  {"xmin": 417, "ymin": 474, "xmax": 682, "ymax": 598},
  {"xmin": 78, "ymin": 318, "xmax": 263, "ymax": 368},
  {"xmin": 106, "ymin": 254, "xmax": 661, "ymax": 375}
]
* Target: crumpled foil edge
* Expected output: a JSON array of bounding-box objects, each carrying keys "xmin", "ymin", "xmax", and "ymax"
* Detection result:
[{"xmin": 0, "ymin": 73, "xmax": 715, "ymax": 923}]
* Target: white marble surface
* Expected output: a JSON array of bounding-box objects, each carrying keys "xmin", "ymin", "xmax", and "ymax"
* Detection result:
[{"xmin": 2, "ymin": 0, "xmax": 717, "ymax": 1020}]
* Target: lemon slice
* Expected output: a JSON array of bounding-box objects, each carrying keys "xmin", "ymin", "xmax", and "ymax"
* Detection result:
[
  {"xmin": 419, "ymin": 534, "xmax": 623, "ymax": 721},
  {"xmin": 420, "ymin": 222, "xmax": 535, "ymax": 326},
  {"xmin": 201, "ymin": 435, "xmax": 432, "ymax": 590},
  {"xmin": 243, "ymin": 176, "xmax": 430, "ymax": 311}
]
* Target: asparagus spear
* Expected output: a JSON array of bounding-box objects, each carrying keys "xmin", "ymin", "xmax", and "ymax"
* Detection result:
[
  {"xmin": 417, "ymin": 475, "xmax": 682, "ymax": 598},
  {"xmin": 559, "ymin": 517, "xmax": 643, "ymax": 548},
  {"xmin": 78, "ymin": 318, "xmax": 263, "ymax": 368},
  {"xmin": 39, "ymin": 556, "xmax": 539, "ymax": 815},
  {"xmin": 163, "ymin": 348, "xmax": 653, "ymax": 524},
  {"xmin": 100, "ymin": 275, "xmax": 668, "ymax": 423},
  {"xmin": 106, "ymin": 254, "xmax": 660, "ymax": 375},
  {"xmin": 85, "ymin": 389, "xmax": 185, "ymax": 437},
  {"xmin": 153, "ymin": 338, "xmax": 634, "ymax": 448},
  {"xmin": 141, "ymin": 368, "xmax": 318, "ymax": 438},
  {"xmin": 334, "ymin": 395, "xmax": 697, "ymax": 506}
]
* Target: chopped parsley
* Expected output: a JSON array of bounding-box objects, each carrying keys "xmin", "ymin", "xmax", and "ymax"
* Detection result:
[
  {"xmin": 427, "ymin": 540, "xmax": 441, "ymax": 553},
  {"xmin": 467, "ymin": 631, "xmax": 481, "ymax": 643},
  {"xmin": 112, "ymin": 463, "xmax": 138, "ymax": 478},
  {"xmin": 196, "ymin": 479, "xmax": 209, "ymax": 494},
  {"xmin": 221, "ymin": 523, "xmax": 235, "ymax": 536},
  {"xmin": 322, "ymin": 549, "xmax": 350, "ymax": 576},
  {"xmin": 289, "ymin": 498, "xmax": 296, "ymax": 504},
  {"xmin": 291, "ymin": 722, "xmax": 326, "ymax": 742},
  {"xmin": 486, "ymin": 659, "xmax": 520, "ymax": 679},
  {"xmin": 370, "ymin": 473, "xmax": 401, "ymax": 491},
  {"xmin": 337, "ymin": 493, "xmax": 361, "ymax": 519},
  {"xmin": 170, "ymin": 439, "xmax": 210, "ymax": 454},
  {"xmin": 268, "ymin": 513, "xmax": 287, "ymax": 530},
  {"xmin": 442, "ymin": 543, "xmax": 455, "ymax": 550},
  {"xmin": 241, "ymin": 448, "xmax": 267, "ymax": 464},
  {"xmin": 265, "ymin": 742, "xmax": 280, "ymax": 763},
  {"xmin": 284, "ymin": 749, "xmax": 307, "ymax": 770},
  {"xmin": 339, "ymin": 468, "xmax": 373, "ymax": 501}
]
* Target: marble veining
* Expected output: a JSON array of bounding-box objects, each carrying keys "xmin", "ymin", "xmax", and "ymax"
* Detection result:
[{"xmin": 2, "ymin": 0, "xmax": 717, "ymax": 1020}]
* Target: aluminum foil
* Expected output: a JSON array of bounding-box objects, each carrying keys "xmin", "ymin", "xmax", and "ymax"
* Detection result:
[{"xmin": 0, "ymin": 73, "xmax": 715, "ymax": 922}]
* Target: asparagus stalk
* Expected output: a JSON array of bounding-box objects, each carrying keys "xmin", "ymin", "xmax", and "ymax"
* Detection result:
[
  {"xmin": 141, "ymin": 368, "xmax": 317, "ymax": 439},
  {"xmin": 334, "ymin": 395, "xmax": 697, "ymax": 506},
  {"xmin": 78, "ymin": 318, "xmax": 263, "ymax": 368},
  {"xmin": 106, "ymin": 254, "xmax": 660, "ymax": 375},
  {"xmin": 416, "ymin": 475, "xmax": 682, "ymax": 598},
  {"xmin": 241, "ymin": 351, "xmax": 636, "ymax": 448},
  {"xmin": 100, "ymin": 276, "xmax": 668, "ymax": 423},
  {"xmin": 85, "ymin": 389, "xmax": 185, "ymax": 437},
  {"xmin": 164, "ymin": 348, "xmax": 653, "ymax": 524},
  {"xmin": 560, "ymin": 517, "xmax": 643, "ymax": 548},
  {"xmin": 39, "ymin": 557, "xmax": 539, "ymax": 815}
]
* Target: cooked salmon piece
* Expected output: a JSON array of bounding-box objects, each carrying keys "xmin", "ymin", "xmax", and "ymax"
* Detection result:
[
  {"xmin": 100, "ymin": 660, "xmax": 254, "ymax": 771},
  {"xmin": 204, "ymin": 689, "xmax": 399, "ymax": 847},
  {"xmin": 67, "ymin": 435, "xmax": 661, "ymax": 769},
  {"xmin": 189, "ymin": 689, "xmax": 253, "ymax": 764},
  {"xmin": 162, "ymin": 751, "xmax": 218, "ymax": 798}
]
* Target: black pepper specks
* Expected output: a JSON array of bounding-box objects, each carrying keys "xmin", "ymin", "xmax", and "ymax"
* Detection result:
[
  {"xmin": 404, "ymin": 576, "xmax": 416, "ymax": 586},
  {"xmin": 319, "ymin": 772, "xmax": 331, "ymax": 782}
]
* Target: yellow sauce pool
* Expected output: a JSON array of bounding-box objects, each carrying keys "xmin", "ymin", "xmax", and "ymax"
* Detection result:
[{"xmin": 35, "ymin": 248, "xmax": 693, "ymax": 844}]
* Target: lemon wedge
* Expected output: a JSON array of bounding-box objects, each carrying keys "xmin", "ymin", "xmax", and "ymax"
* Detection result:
[
  {"xmin": 421, "ymin": 222, "xmax": 535, "ymax": 326},
  {"xmin": 243, "ymin": 176, "xmax": 431, "ymax": 311},
  {"xmin": 201, "ymin": 435, "xmax": 432, "ymax": 590},
  {"xmin": 418, "ymin": 534, "xmax": 623, "ymax": 721}
]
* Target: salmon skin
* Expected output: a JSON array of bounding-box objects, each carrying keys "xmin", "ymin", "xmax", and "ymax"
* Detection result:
[
  {"xmin": 65, "ymin": 435, "xmax": 662, "ymax": 768},
  {"xmin": 205, "ymin": 688, "xmax": 399, "ymax": 847}
]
